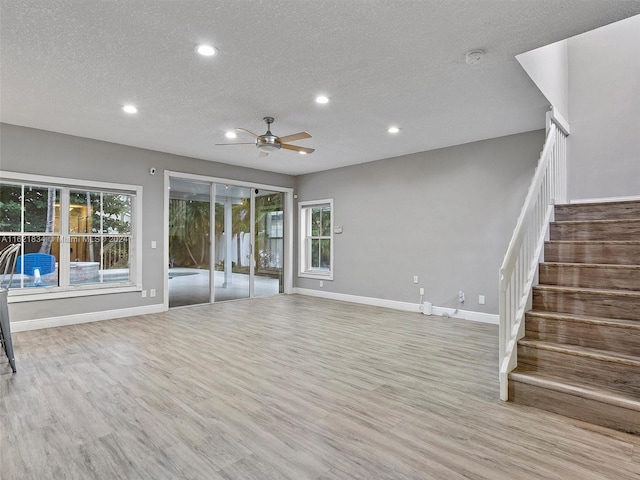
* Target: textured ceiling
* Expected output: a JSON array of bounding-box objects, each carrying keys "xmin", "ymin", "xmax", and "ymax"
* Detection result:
[{"xmin": 2, "ymin": 1, "xmax": 640, "ymax": 175}]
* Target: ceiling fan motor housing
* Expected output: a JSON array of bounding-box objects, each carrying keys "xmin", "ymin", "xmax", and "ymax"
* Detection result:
[
  {"xmin": 257, "ymin": 135, "xmax": 280, "ymax": 151},
  {"xmin": 257, "ymin": 116, "xmax": 281, "ymax": 151}
]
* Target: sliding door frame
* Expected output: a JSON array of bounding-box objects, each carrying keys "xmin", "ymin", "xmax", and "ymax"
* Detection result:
[{"xmin": 163, "ymin": 170, "xmax": 293, "ymax": 310}]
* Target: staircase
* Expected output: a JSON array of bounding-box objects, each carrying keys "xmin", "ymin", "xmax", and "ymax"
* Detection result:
[{"xmin": 509, "ymin": 200, "xmax": 640, "ymax": 434}]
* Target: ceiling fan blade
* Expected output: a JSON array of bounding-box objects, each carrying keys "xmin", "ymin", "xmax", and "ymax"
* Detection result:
[
  {"xmin": 215, "ymin": 142, "xmax": 255, "ymax": 146},
  {"xmin": 258, "ymin": 151, "xmax": 269, "ymax": 158},
  {"xmin": 278, "ymin": 131, "xmax": 311, "ymax": 143},
  {"xmin": 281, "ymin": 144, "xmax": 315, "ymax": 154},
  {"xmin": 235, "ymin": 128, "xmax": 259, "ymax": 138}
]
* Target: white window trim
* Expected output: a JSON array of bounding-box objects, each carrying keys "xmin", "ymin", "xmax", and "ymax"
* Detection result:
[
  {"xmin": 1, "ymin": 170, "xmax": 143, "ymax": 301},
  {"xmin": 298, "ymin": 198, "xmax": 333, "ymax": 280}
]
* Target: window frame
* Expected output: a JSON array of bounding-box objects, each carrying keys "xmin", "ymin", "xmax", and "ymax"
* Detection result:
[
  {"xmin": 298, "ymin": 198, "xmax": 333, "ymax": 280},
  {"xmin": 1, "ymin": 171, "xmax": 142, "ymax": 302}
]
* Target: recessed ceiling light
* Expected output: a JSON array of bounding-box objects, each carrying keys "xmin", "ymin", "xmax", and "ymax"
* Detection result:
[
  {"xmin": 315, "ymin": 95, "xmax": 330, "ymax": 104},
  {"xmin": 196, "ymin": 44, "xmax": 218, "ymax": 57},
  {"xmin": 387, "ymin": 126, "xmax": 400, "ymax": 134},
  {"xmin": 225, "ymin": 131, "xmax": 237, "ymax": 139},
  {"xmin": 122, "ymin": 105, "xmax": 138, "ymax": 114}
]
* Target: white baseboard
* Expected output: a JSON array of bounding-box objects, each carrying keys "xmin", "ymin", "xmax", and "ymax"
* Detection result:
[
  {"xmin": 10, "ymin": 291, "xmax": 501, "ymax": 332},
  {"xmin": 10, "ymin": 303, "xmax": 166, "ymax": 332},
  {"xmin": 293, "ymin": 288, "xmax": 498, "ymax": 325},
  {"xmin": 430, "ymin": 306, "xmax": 499, "ymax": 324},
  {"xmin": 570, "ymin": 195, "xmax": 640, "ymax": 204}
]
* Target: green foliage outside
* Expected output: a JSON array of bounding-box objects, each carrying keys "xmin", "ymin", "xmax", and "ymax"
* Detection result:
[
  {"xmin": 168, "ymin": 192, "xmax": 283, "ymax": 271},
  {"xmin": 0, "ymin": 183, "xmax": 132, "ymax": 257}
]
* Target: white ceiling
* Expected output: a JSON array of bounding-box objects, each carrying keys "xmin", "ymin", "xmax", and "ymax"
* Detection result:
[{"xmin": 2, "ymin": 1, "xmax": 640, "ymax": 176}]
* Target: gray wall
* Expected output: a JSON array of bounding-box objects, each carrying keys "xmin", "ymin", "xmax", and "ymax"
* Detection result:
[
  {"xmin": 295, "ymin": 130, "xmax": 544, "ymax": 314},
  {"xmin": 1, "ymin": 123, "xmax": 544, "ymax": 319},
  {"xmin": 0, "ymin": 123, "xmax": 295, "ymax": 322},
  {"xmin": 567, "ymin": 15, "xmax": 640, "ymax": 200}
]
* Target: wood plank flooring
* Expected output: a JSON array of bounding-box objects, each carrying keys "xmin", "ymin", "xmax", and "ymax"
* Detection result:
[{"xmin": 1, "ymin": 295, "xmax": 640, "ymax": 479}]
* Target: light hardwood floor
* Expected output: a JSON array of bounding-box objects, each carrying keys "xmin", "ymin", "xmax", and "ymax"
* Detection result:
[{"xmin": 1, "ymin": 295, "xmax": 639, "ymax": 479}]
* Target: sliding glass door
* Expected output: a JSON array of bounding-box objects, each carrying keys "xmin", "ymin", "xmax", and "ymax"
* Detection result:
[
  {"xmin": 167, "ymin": 174, "xmax": 289, "ymax": 306},
  {"xmin": 168, "ymin": 178, "xmax": 211, "ymax": 307},
  {"xmin": 254, "ymin": 189, "xmax": 284, "ymax": 297},
  {"xmin": 213, "ymin": 184, "xmax": 251, "ymax": 302}
]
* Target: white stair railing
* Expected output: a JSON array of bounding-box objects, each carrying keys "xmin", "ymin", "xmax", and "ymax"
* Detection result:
[{"xmin": 499, "ymin": 111, "xmax": 568, "ymax": 400}]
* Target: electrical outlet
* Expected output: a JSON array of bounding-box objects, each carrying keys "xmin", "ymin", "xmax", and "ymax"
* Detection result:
[
  {"xmin": 150, "ymin": 288, "xmax": 156, "ymax": 298},
  {"xmin": 479, "ymin": 295, "xmax": 486, "ymax": 305},
  {"xmin": 319, "ymin": 281, "xmax": 324, "ymax": 288},
  {"xmin": 413, "ymin": 276, "xmax": 418, "ymax": 284},
  {"xmin": 458, "ymin": 290, "xmax": 465, "ymax": 303},
  {"xmin": 419, "ymin": 287, "xmax": 424, "ymax": 295},
  {"xmin": 141, "ymin": 290, "xmax": 147, "ymax": 298}
]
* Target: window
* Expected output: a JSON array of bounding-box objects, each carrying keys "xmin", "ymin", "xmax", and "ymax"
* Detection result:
[
  {"xmin": 0, "ymin": 172, "xmax": 141, "ymax": 299},
  {"xmin": 298, "ymin": 199, "xmax": 333, "ymax": 279}
]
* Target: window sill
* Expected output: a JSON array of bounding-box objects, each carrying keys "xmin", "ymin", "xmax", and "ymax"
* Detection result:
[
  {"xmin": 7, "ymin": 284, "xmax": 141, "ymax": 303},
  {"xmin": 298, "ymin": 271, "xmax": 333, "ymax": 281}
]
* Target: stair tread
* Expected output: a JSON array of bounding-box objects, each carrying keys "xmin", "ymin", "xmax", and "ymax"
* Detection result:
[
  {"xmin": 557, "ymin": 200, "xmax": 640, "ymax": 208},
  {"xmin": 518, "ymin": 338, "xmax": 640, "ymax": 366},
  {"xmin": 546, "ymin": 240, "xmax": 640, "ymax": 244},
  {"xmin": 552, "ymin": 218, "xmax": 640, "ymax": 225},
  {"xmin": 526, "ymin": 310, "xmax": 640, "ymax": 329},
  {"xmin": 509, "ymin": 368, "xmax": 640, "ymax": 411},
  {"xmin": 541, "ymin": 262, "xmax": 640, "ymax": 269},
  {"xmin": 533, "ymin": 284, "xmax": 640, "ymax": 296}
]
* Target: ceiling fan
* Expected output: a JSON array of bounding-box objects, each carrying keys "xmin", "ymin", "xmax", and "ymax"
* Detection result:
[{"xmin": 216, "ymin": 117, "xmax": 314, "ymax": 157}]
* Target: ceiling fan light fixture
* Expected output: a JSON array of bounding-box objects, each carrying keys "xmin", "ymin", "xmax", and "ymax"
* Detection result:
[
  {"xmin": 299, "ymin": 151, "xmax": 307, "ymax": 155},
  {"xmin": 196, "ymin": 44, "xmax": 218, "ymax": 57},
  {"xmin": 258, "ymin": 143, "xmax": 280, "ymax": 152},
  {"xmin": 224, "ymin": 131, "xmax": 237, "ymax": 139}
]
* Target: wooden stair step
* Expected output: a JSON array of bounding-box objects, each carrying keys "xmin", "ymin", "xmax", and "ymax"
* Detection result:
[
  {"xmin": 519, "ymin": 339, "xmax": 640, "ymax": 366},
  {"xmin": 525, "ymin": 310, "xmax": 640, "ymax": 356},
  {"xmin": 510, "ymin": 368, "xmax": 640, "ymax": 412},
  {"xmin": 509, "ymin": 369, "xmax": 640, "ymax": 434},
  {"xmin": 550, "ymin": 218, "xmax": 640, "ymax": 241},
  {"xmin": 554, "ymin": 200, "xmax": 640, "ymax": 222},
  {"xmin": 545, "ymin": 240, "xmax": 640, "ymax": 265},
  {"xmin": 526, "ymin": 310, "xmax": 640, "ymax": 329},
  {"xmin": 532, "ymin": 285, "xmax": 640, "ymax": 321},
  {"xmin": 539, "ymin": 262, "xmax": 640, "ymax": 290},
  {"xmin": 517, "ymin": 339, "xmax": 640, "ymax": 397},
  {"xmin": 516, "ymin": 201, "xmax": 640, "ymax": 435}
]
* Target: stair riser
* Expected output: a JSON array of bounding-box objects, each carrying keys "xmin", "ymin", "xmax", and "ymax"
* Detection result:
[
  {"xmin": 525, "ymin": 316, "xmax": 640, "ymax": 356},
  {"xmin": 545, "ymin": 242, "xmax": 640, "ymax": 265},
  {"xmin": 555, "ymin": 201, "xmax": 640, "ymax": 222},
  {"xmin": 517, "ymin": 344, "xmax": 640, "ymax": 396},
  {"xmin": 509, "ymin": 379, "xmax": 640, "ymax": 434},
  {"xmin": 533, "ymin": 289, "xmax": 640, "ymax": 321},
  {"xmin": 550, "ymin": 220, "xmax": 640, "ymax": 241},
  {"xmin": 539, "ymin": 263, "xmax": 640, "ymax": 290}
]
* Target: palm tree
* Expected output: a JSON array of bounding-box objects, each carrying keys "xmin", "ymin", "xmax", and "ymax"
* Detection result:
[{"xmin": 169, "ymin": 199, "xmax": 210, "ymax": 267}]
